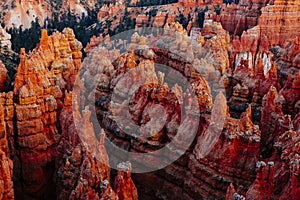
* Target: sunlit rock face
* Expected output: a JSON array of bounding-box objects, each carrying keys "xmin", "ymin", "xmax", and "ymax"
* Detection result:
[
  {"xmin": 219, "ymin": 0, "xmax": 268, "ymax": 36},
  {"xmin": 219, "ymin": 0, "xmax": 300, "ymax": 40},
  {"xmin": 258, "ymin": 0, "xmax": 300, "ymax": 49},
  {"xmin": 2, "ymin": 0, "xmax": 52, "ymax": 29},
  {"xmin": 0, "ymin": 0, "xmax": 97, "ymax": 29},
  {"xmin": 62, "ymin": 0, "xmax": 96, "ymax": 17},
  {"xmin": 0, "ymin": 26, "xmax": 12, "ymax": 49},
  {"xmin": 11, "ymin": 28, "xmax": 82, "ymax": 197},
  {"xmin": 0, "ymin": 28, "xmax": 139, "ymax": 200}
]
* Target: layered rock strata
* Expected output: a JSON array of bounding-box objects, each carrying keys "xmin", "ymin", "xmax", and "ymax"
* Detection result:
[{"xmin": 219, "ymin": 1, "xmax": 266, "ymax": 36}]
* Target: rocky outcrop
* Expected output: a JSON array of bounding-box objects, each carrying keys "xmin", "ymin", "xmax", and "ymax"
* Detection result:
[
  {"xmin": 97, "ymin": 3, "xmax": 125, "ymax": 21},
  {"xmin": 114, "ymin": 162, "xmax": 138, "ymax": 200},
  {"xmin": 0, "ymin": 27, "xmax": 140, "ymax": 199},
  {"xmin": 228, "ymin": 83, "xmax": 250, "ymax": 118},
  {"xmin": 136, "ymin": 14, "xmax": 148, "ymax": 28},
  {"xmin": 227, "ymin": 51, "xmax": 280, "ymax": 120},
  {"xmin": 241, "ymin": 114, "xmax": 299, "ymax": 199},
  {"xmin": 226, "ymin": 0, "xmax": 300, "ymax": 120},
  {"xmin": 230, "ymin": 26, "xmax": 260, "ymax": 70},
  {"xmin": 272, "ymin": 34, "xmax": 300, "ymax": 81},
  {"xmin": 84, "ymin": 34, "xmax": 111, "ymax": 54},
  {"xmin": 259, "ymin": 70, "xmax": 300, "ymax": 157},
  {"xmin": 273, "ymin": 127, "xmax": 300, "ymax": 200},
  {"xmin": 0, "ymin": 103, "xmax": 7, "ymax": 153},
  {"xmin": 245, "ymin": 161, "xmax": 274, "ymax": 200},
  {"xmin": 258, "ymin": 0, "xmax": 300, "ymax": 50},
  {"xmin": 62, "ymin": 0, "xmax": 96, "ymax": 17},
  {"xmin": 219, "ymin": 0, "xmax": 300, "ymax": 41},
  {"xmin": 201, "ymin": 20, "xmax": 230, "ymax": 75},
  {"xmin": 0, "ymin": 26, "xmax": 11, "ymax": 49},
  {"xmin": 0, "ymin": 1, "xmax": 299, "ymax": 199},
  {"xmin": 0, "ymin": 102, "xmax": 14, "ymax": 200},
  {"xmin": 219, "ymin": 3, "xmax": 263, "ymax": 36},
  {"xmin": 153, "ymin": 12, "xmax": 167, "ymax": 28},
  {"xmin": 0, "ymin": 91, "xmax": 15, "ymax": 200},
  {"xmin": 79, "ymin": 22, "xmax": 264, "ymax": 199},
  {"xmin": 82, "ymin": 17, "xmax": 299, "ymax": 199},
  {"xmin": 225, "ymin": 183, "xmax": 245, "ymax": 200},
  {"xmin": 229, "ymin": 0, "xmax": 300, "ymax": 94},
  {"xmin": 9, "ymin": 28, "xmax": 82, "ymax": 197},
  {"xmin": 280, "ymin": 72, "xmax": 300, "ymax": 116},
  {"xmin": 229, "ymin": 0, "xmax": 300, "ymax": 86},
  {"xmin": 3, "ymin": 0, "xmax": 52, "ymax": 29},
  {"xmin": 191, "ymin": 94, "xmax": 260, "ymax": 198},
  {"xmin": 0, "ymin": 61, "xmax": 7, "ymax": 91},
  {"xmin": 260, "ymin": 86, "xmax": 284, "ymax": 156},
  {"xmin": 0, "ymin": 26, "xmax": 18, "ymax": 90},
  {"xmin": 178, "ymin": 0, "xmax": 222, "ymax": 7},
  {"xmin": 0, "ymin": 92, "xmax": 14, "ymax": 157},
  {"xmin": 1, "ymin": 0, "xmax": 97, "ymax": 29},
  {"xmin": 0, "ymin": 149, "xmax": 14, "ymax": 200},
  {"xmin": 56, "ymin": 97, "xmax": 115, "ymax": 199}
]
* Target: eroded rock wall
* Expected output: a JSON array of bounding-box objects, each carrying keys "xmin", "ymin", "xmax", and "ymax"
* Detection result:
[{"xmin": 0, "ymin": 28, "xmax": 138, "ymax": 200}]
